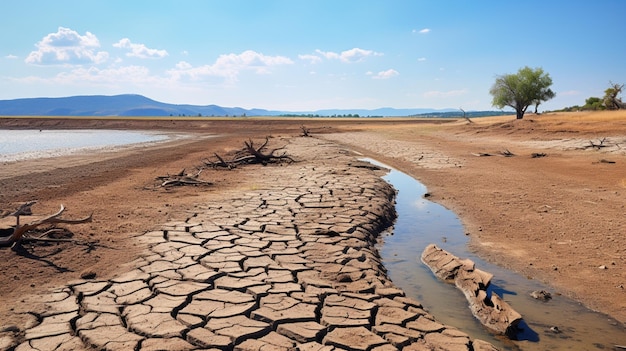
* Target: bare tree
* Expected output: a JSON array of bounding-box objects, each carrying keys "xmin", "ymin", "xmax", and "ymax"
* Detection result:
[{"xmin": 603, "ymin": 81, "xmax": 624, "ymax": 110}]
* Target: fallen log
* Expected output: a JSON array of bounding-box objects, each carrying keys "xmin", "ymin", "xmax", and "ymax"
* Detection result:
[{"xmin": 421, "ymin": 244, "xmax": 522, "ymax": 338}]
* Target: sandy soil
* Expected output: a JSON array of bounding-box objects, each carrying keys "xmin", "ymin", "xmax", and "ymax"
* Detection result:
[{"xmin": 1, "ymin": 112, "xmax": 625, "ymax": 327}]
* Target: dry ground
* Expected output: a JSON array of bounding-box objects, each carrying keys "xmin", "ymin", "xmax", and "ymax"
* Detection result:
[{"xmin": 0, "ymin": 112, "xmax": 625, "ymax": 327}]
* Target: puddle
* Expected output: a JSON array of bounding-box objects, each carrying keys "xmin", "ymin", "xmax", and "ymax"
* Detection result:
[{"xmin": 368, "ymin": 158, "xmax": 626, "ymax": 350}]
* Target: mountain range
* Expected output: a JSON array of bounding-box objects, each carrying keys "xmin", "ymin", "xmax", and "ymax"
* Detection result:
[{"xmin": 0, "ymin": 94, "xmax": 462, "ymax": 117}]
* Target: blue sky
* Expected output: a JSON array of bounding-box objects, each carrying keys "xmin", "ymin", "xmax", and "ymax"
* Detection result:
[{"xmin": 2, "ymin": 1, "xmax": 625, "ymax": 111}]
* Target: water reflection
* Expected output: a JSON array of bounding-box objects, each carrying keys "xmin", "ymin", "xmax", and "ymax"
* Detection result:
[{"xmin": 367, "ymin": 158, "xmax": 626, "ymax": 351}]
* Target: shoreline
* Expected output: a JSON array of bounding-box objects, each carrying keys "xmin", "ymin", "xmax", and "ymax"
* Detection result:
[
  {"xmin": 0, "ymin": 129, "xmax": 193, "ymax": 164},
  {"xmin": 0, "ymin": 132, "xmax": 211, "ymax": 181}
]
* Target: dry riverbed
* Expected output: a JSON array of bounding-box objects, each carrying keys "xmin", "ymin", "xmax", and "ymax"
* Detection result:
[{"xmin": 0, "ymin": 113, "xmax": 625, "ymax": 349}]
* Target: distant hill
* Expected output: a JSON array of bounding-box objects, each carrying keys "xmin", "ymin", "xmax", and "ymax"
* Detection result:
[
  {"xmin": 0, "ymin": 94, "xmax": 509, "ymax": 117},
  {"xmin": 0, "ymin": 94, "xmax": 277, "ymax": 117}
]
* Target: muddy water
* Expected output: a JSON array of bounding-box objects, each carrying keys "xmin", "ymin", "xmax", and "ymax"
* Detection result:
[{"xmin": 370, "ymin": 159, "xmax": 626, "ymax": 351}]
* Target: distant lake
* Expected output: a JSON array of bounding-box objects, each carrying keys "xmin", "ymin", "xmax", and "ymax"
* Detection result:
[{"xmin": 0, "ymin": 129, "xmax": 170, "ymax": 162}]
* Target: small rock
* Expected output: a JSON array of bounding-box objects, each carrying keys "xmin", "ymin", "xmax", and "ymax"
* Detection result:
[
  {"xmin": 1, "ymin": 325, "xmax": 20, "ymax": 333},
  {"xmin": 598, "ymin": 265, "xmax": 607, "ymax": 270},
  {"xmin": 530, "ymin": 290, "xmax": 552, "ymax": 301},
  {"xmin": 549, "ymin": 326, "xmax": 560, "ymax": 334},
  {"xmin": 80, "ymin": 271, "xmax": 97, "ymax": 279}
]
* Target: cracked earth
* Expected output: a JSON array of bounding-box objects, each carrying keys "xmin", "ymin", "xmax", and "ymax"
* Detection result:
[{"xmin": 1, "ymin": 137, "xmax": 497, "ymax": 351}]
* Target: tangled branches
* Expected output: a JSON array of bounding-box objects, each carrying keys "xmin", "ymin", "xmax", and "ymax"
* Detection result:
[
  {"xmin": 0, "ymin": 201, "xmax": 93, "ymax": 250},
  {"xmin": 203, "ymin": 137, "xmax": 295, "ymax": 169}
]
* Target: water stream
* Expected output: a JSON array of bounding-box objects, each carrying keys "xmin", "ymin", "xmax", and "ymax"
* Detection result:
[{"xmin": 369, "ymin": 159, "xmax": 626, "ymax": 350}]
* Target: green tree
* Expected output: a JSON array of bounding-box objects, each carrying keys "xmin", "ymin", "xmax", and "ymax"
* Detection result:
[
  {"xmin": 490, "ymin": 66, "xmax": 555, "ymax": 119},
  {"xmin": 583, "ymin": 97, "xmax": 604, "ymax": 110}
]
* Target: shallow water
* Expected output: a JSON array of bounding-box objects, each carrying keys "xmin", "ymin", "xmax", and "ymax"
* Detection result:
[
  {"xmin": 370, "ymin": 159, "xmax": 626, "ymax": 351},
  {"xmin": 0, "ymin": 129, "xmax": 169, "ymax": 162}
]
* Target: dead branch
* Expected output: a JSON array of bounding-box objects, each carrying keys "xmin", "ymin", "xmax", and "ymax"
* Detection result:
[
  {"xmin": 301, "ymin": 125, "xmax": 312, "ymax": 137},
  {"xmin": 206, "ymin": 152, "xmax": 234, "ymax": 169},
  {"xmin": 155, "ymin": 168, "xmax": 212, "ymax": 188},
  {"xmin": 0, "ymin": 203, "xmax": 92, "ymax": 248},
  {"xmin": 460, "ymin": 108, "xmax": 473, "ymax": 124},
  {"xmin": 207, "ymin": 137, "xmax": 295, "ymax": 168},
  {"xmin": 500, "ymin": 149, "xmax": 515, "ymax": 157},
  {"xmin": 586, "ymin": 137, "xmax": 608, "ymax": 149},
  {"xmin": 531, "ymin": 152, "xmax": 547, "ymax": 158}
]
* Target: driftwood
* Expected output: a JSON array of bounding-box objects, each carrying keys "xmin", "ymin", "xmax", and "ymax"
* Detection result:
[
  {"xmin": 460, "ymin": 108, "xmax": 473, "ymax": 124},
  {"xmin": 203, "ymin": 137, "xmax": 295, "ymax": 169},
  {"xmin": 473, "ymin": 150, "xmax": 515, "ymax": 157},
  {"xmin": 0, "ymin": 201, "xmax": 92, "ymax": 249},
  {"xmin": 585, "ymin": 137, "xmax": 608, "ymax": 150},
  {"xmin": 500, "ymin": 149, "xmax": 515, "ymax": 157},
  {"xmin": 300, "ymin": 125, "xmax": 312, "ymax": 137},
  {"xmin": 421, "ymin": 244, "xmax": 522, "ymax": 338},
  {"xmin": 155, "ymin": 168, "xmax": 212, "ymax": 187}
]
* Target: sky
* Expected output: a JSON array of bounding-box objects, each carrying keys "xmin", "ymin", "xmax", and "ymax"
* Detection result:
[{"xmin": 2, "ymin": 0, "xmax": 625, "ymax": 112}]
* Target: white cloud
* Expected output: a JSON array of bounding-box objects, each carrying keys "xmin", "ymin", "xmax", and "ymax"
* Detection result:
[
  {"xmin": 113, "ymin": 38, "xmax": 168, "ymax": 59},
  {"xmin": 315, "ymin": 48, "xmax": 383, "ymax": 63},
  {"xmin": 25, "ymin": 27, "xmax": 108, "ymax": 65},
  {"xmin": 371, "ymin": 69, "xmax": 399, "ymax": 80},
  {"xmin": 5, "ymin": 54, "xmax": 18, "ymax": 59},
  {"xmin": 298, "ymin": 54, "xmax": 322, "ymax": 64},
  {"xmin": 412, "ymin": 28, "xmax": 431, "ymax": 34},
  {"xmin": 423, "ymin": 89, "xmax": 468, "ymax": 98},
  {"xmin": 315, "ymin": 49, "xmax": 340, "ymax": 60},
  {"xmin": 418, "ymin": 57, "xmax": 427, "ymax": 62},
  {"xmin": 167, "ymin": 50, "xmax": 293, "ymax": 82}
]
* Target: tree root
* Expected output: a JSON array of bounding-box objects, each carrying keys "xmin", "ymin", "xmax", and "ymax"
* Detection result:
[{"xmin": 203, "ymin": 136, "xmax": 295, "ymax": 168}]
